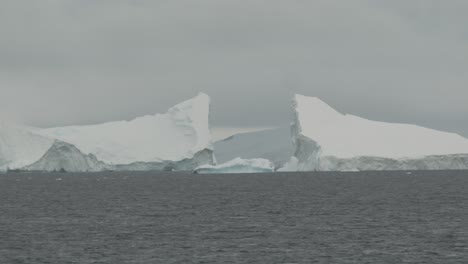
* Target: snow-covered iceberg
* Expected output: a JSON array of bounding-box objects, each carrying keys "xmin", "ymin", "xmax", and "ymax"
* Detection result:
[
  {"xmin": 284, "ymin": 94, "xmax": 468, "ymax": 171},
  {"xmin": 193, "ymin": 158, "xmax": 274, "ymax": 174},
  {"xmin": 1, "ymin": 93, "xmax": 214, "ymax": 172},
  {"xmin": 36, "ymin": 93, "xmax": 214, "ymax": 171}
]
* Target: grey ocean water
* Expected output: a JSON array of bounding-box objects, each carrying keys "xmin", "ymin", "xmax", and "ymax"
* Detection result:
[{"xmin": 1, "ymin": 171, "xmax": 467, "ymax": 263}]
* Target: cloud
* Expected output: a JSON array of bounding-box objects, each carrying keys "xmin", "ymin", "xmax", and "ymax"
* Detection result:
[{"xmin": 0, "ymin": 0, "xmax": 467, "ymax": 136}]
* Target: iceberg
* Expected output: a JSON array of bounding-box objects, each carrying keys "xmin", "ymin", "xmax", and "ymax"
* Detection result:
[
  {"xmin": 193, "ymin": 158, "xmax": 274, "ymax": 174},
  {"xmin": 283, "ymin": 94, "xmax": 468, "ymax": 171},
  {"xmin": 38, "ymin": 93, "xmax": 214, "ymax": 171},
  {"xmin": 1, "ymin": 93, "xmax": 214, "ymax": 172}
]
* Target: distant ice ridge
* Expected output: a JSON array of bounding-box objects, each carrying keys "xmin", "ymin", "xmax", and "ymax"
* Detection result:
[
  {"xmin": 193, "ymin": 158, "xmax": 274, "ymax": 174},
  {"xmin": 282, "ymin": 94, "xmax": 468, "ymax": 171}
]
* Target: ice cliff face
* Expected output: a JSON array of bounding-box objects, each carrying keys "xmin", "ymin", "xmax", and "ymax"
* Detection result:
[
  {"xmin": 0, "ymin": 122, "xmax": 54, "ymax": 171},
  {"xmin": 39, "ymin": 93, "xmax": 214, "ymax": 169},
  {"xmin": 24, "ymin": 141, "xmax": 109, "ymax": 172},
  {"xmin": 285, "ymin": 94, "xmax": 468, "ymax": 171}
]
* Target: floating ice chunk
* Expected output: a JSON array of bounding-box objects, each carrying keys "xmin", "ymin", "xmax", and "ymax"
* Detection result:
[{"xmin": 193, "ymin": 158, "xmax": 274, "ymax": 174}]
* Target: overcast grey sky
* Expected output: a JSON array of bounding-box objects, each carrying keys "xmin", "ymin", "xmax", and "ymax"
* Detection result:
[{"xmin": 1, "ymin": 0, "xmax": 467, "ymax": 136}]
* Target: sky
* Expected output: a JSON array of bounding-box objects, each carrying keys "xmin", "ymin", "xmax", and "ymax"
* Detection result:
[{"xmin": 1, "ymin": 0, "xmax": 467, "ymax": 137}]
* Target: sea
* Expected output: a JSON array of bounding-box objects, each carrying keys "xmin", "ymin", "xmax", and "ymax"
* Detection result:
[{"xmin": 0, "ymin": 171, "xmax": 467, "ymax": 264}]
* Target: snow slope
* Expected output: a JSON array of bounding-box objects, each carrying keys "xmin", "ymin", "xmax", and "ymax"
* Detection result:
[
  {"xmin": 193, "ymin": 158, "xmax": 274, "ymax": 174},
  {"xmin": 40, "ymin": 93, "xmax": 214, "ymax": 167},
  {"xmin": 0, "ymin": 122, "xmax": 54, "ymax": 171},
  {"xmin": 287, "ymin": 94, "xmax": 468, "ymax": 171}
]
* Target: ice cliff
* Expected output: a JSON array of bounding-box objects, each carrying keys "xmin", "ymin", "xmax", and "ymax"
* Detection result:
[{"xmin": 284, "ymin": 94, "xmax": 468, "ymax": 171}]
